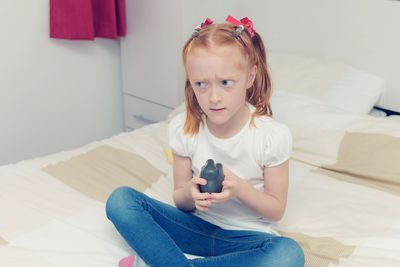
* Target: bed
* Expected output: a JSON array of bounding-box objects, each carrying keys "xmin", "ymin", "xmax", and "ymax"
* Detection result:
[{"xmin": 1, "ymin": 53, "xmax": 400, "ymax": 267}]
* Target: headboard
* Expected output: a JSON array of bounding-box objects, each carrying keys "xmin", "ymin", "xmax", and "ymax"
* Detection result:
[{"xmin": 122, "ymin": 0, "xmax": 400, "ymax": 112}]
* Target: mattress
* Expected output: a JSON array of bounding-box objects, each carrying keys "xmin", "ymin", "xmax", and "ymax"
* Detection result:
[{"xmin": 1, "ymin": 113, "xmax": 400, "ymax": 266}]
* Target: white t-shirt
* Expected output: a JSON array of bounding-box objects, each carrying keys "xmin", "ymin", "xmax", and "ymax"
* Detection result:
[{"xmin": 168, "ymin": 104, "xmax": 292, "ymax": 234}]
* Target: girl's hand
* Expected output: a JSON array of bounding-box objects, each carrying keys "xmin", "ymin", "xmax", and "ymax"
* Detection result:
[
  {"xmin": 191, "ymin": 177, "xmax": 212, "ymax": 211},
  {"xmin": 210, "ymin": 168, "xmax": 244, "ymax": 204}
]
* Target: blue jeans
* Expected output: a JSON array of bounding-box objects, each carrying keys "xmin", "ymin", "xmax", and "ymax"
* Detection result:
[{"xmin": 106, "ymin": 186, "xmax": 304, "ymax": 267}]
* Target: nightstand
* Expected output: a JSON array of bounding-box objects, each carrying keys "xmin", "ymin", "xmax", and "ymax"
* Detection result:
[
  {"xmin": 120, "ymin": 1, "xmax": 184, "ymax": 130},
  {"xmin": 123, "ymin": 94, "xmax": 175, "ymax": 130}
]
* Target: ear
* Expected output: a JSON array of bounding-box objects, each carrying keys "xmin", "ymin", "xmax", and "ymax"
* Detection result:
[{"xmin": 246, "ymin": 65, "xmax": 257, "ymax": 89}]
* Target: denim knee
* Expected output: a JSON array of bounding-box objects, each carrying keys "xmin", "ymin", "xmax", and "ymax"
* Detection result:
[
  {"xmin": 278, "ymin": 237, "xmax": 305, "ymax": 267},
  {"xmin": 261, "ymin": 236, "xmax": 305, "ymax": 267},
  {"xmin": 105, "ymin": 186, "xmax": 139, "ymax": 221}
]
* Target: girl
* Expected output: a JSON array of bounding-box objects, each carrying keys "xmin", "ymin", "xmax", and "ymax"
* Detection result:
[{"xmin": 106, "ymin": 16, "xmax": 305, "ymax": 267}]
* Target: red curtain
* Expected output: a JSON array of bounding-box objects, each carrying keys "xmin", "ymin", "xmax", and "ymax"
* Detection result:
[{"xmin": 50, "ymin": 0, "xmax": 126, "ymax": 40}]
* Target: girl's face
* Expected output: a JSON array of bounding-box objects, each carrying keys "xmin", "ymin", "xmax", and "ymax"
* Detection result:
[{"xmin": 186, "ymin": 45, "xmax": 256, "ymax": 136}]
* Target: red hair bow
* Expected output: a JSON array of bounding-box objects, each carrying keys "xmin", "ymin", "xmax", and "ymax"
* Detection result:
[
  {"xmin": 200, "ymin": 18, "xmax": 214, "ymax": 28},
  {"xmin": 225, "ymin": 15, "xmax": 256, "ymax": 38}
]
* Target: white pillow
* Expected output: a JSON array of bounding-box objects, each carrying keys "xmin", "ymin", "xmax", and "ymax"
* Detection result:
[
  {"xmin": 270, "ymin": 90, "xmax": 400, "ymax": 166},
  {"xmin": 271, "ymin": 90, "xmax": 360, "ymax": 131},
  {"xmin": 268, "ymin": 52, "xmax": 386, "ymax": 114}
]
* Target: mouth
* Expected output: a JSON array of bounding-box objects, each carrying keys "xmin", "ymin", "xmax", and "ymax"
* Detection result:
[{"xmin": 209, "ymin": 108, "xmax": 225, "ymax": 112}]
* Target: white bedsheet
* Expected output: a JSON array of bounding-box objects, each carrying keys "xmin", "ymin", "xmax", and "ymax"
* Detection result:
[{"xmin": 1, "ymin": 120, "xmax": 400, "ymax": 266}]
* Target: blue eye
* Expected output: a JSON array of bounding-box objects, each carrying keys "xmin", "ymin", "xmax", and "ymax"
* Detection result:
[
  {"xmin": 221, "ymin": 80, "xmax": 233, "ymax": 87},
  {"xmin": 193, "ymin": 81, "xmax": 207, "ymax": 89}
]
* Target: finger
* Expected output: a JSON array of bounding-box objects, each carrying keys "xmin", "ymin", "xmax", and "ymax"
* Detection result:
[
  {"xmin": 192, "ymin": 177, "xmax": 207, "ymax": 186},
  {"xmin": 195, "ymin": 199, "xmax": 212, "ymax": 211},
  {"xmin": 210, "ymin": 190, "xmax": 230, "ymax": 200},
  {"xmin": 196, "ymin": 198, "xmax": 211, "ymax": 206},
  {"xmin": 210, "ymin": 195, "xmax": 229, "ymax": 204},
  {"xmin": 191, "ymin": 183, "xmax": 210, "ymax": 196},
  {"xmin": 191, "ymin": 183, "xmax": 201, "ymax": 194},
  {"xmin": 193, "ymin": 191, "xmax": 211, "ymax": 200}
]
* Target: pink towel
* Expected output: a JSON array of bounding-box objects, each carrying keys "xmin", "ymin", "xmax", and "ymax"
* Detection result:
[{"xmin": 50, "ymin": 0, "xmax": 126, "ymax": 40}]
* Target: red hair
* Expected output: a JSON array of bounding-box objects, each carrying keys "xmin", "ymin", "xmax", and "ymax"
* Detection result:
[{"xmin": 182, "ymin": 22, "xmax": 272, "ymax": 135}]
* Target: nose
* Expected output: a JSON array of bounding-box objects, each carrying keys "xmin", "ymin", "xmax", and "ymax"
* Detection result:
[{"xmin": 209, "ymin": 85, "xmax": 221, "ymax": 103}]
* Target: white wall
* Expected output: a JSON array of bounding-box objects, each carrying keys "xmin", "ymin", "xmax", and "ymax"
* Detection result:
[
  {"xmin": 2, "ymin": 0, "xmax": 399, "ymax": 165},
  {"xmin": 125, "ymin": 0, "xmax": 400, "ymax": 112},
  {"xmin": 0, "ymin": 1, "xmax": 123, "ymax": 165}
]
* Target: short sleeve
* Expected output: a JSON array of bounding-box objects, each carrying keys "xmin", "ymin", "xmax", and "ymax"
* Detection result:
[
  {"xmin": 168, "ymin": 113, "xmax": 193, "ymax": 158},
  {"xmin": 260, "ymin": 122, "xmax": 293, "ymax": 167}
]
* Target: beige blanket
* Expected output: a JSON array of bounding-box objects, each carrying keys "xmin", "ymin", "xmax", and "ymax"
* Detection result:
[
  {"xmin": 325, "ymin": 132, "xmax": 400, "ymax": 195},
  {"xmin": 42, "ymin": 144, "xmax": 357, "ymax": 266},
  {"xmin": 1, "ymin": 117, "xmax": 400, "ymax": 266},
  {"xmin": 43, "ymin": 145, "xmax": 165, "ymax": 203}
]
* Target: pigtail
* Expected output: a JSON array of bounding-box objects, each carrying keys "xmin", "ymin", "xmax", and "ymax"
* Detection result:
[
  {"xmin": 248, "ymin": 32, "xmax": 273, "ymax": 117},
  {"xmin": 251, "ymin": 32, "xmax": 266, "ymax": 63}
]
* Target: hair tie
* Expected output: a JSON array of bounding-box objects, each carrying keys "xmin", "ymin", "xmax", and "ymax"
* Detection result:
[
  {"xmin": 225, "ymin": 15, "xmax": 256, "ymax": 38},
  {"xmin": 191, "ymin": 18, "xmax": 214, "ymax": 38},
  {"xmin": 232, "ymin": 25, "xmax": 245, "ymax": 38}
]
